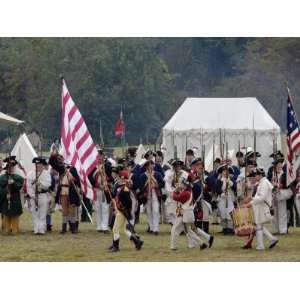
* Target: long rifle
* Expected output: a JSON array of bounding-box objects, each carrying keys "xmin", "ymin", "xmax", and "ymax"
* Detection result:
[
  {"xmin": 69, "ymin": 176, "xmax": 93, "ymax": 224},
  {"xmin": 34, "ymin": 163, "xmax": 39, "ymax": 211},
  {"xmin": 213, "ymin": 136, "xmax": 215, "ymax": 169},
  {"xmin": 219, "ymin": 128, "xmax": 224, "ymax": 161}
]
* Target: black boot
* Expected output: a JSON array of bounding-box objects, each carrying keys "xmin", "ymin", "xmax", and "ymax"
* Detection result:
[
  {"xmin": 70, "ymin": 222, "xmax": 77, "ymax": 234},
  {"xmin": 68, "ymin": 221, "xmax": 72, "ymax": 232},
  {"xmin": 108, "ymin": 239, "xmax": 120, "ymax": 252},
  {"xmin": 130, "ymin": 234, "xmax": 144, "ymax": 250},
  {"xmin": 203, "ymin": 221, "xmax": 209, "ymax": 234},
  {"xmin": 47, "ymin": 224, "xmax": 52, "ymax": 232},
  {"xmin": 75, "ymin": 221, "xmax": 79, "ymax": 233},
  {"xmin": 60, "ymin": 223, "xmax": 67, "ymax": 234}
]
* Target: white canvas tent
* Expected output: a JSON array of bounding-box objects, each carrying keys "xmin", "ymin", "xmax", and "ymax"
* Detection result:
[
  {"xmin": 11, "ymin": 133, "xmax": 38, "ymax": 175},
  {"xmin": 162, "ymin": 98, "xmax": 281, "ymax": 170},
  {"xmin": 0, "ymin": 112, "xmax": 24, "ymax": 125}
]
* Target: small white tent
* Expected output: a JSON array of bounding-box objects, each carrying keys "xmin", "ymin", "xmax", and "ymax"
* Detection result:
[
  {"xmin": 11, "ymin": 133, "xmax": 38, "ymax": 175},
  {"xmin": 162, "ymin": 97, "xmax": 281, "ymax": 170},
  {"xmin": 0, "ymin": 112, "xmax": 24, "ymax": 125}
]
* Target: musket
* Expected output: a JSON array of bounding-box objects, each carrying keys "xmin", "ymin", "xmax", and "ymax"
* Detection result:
[
  {"xmin": 68, "ymin": 174, "xmax": 93, "ymax": 224},
  {"xmin": 219, "ymin": 128, "xmax": 224, "ymax": 161},
  {"xmin": 34, "ymin": 162, "xmax": 39, "ymax": 211},
  {"xmin": 213, "ymin": 137, "xmax": 215, "ymax": 169},
  {"xmin": 185, "ymin": 134, "xmax": 188, "ymax": 166}
]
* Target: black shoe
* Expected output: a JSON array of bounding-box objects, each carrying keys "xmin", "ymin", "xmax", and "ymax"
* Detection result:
[
  {"xmin": 130, "ymin": 234, "xmax": 144, "ymax": 250},
  {"xmin": 60, "ymin": 223, "xmax": 67, "ymax": 234},
  {"xmin": 97, "ymin": 229, "xmax": 104, "ymax": 233},
  {"xmin": 146, "ymin": 227, "xmax": 152, "ymax": 233},
  {"xmin": 75, "ymin": 221, "xmax": 79, "ymax": 233},
  {"xmin": 153, "ymin": 231, "xmax": 159, "ymax": 236},
  {"xmin": 109, "ymin": 239, "xmax": 120, "ymax": 252},
  {"xmin": 203, "ymin": 221, "xmax": 209, "ymax": 234},
  {"xmin": 70, "ymin": 222, "xmax": 77, "ymax": 234},
  {"xmin": 269, "ymin": 240, "xmax": 279, "ymax": 249},
  {"xmin": 102, "ymin": 230, "xmax": 110, "ymax": 234},
  {"xmin": 208, "ymin": 236, "xmax": 214, "ymax": 248},
  {"xmin": 200, "ymin": 244, "xmax": 208, "ymax": 250},
  {"xmin": 46, "ymin": 224, "xmax": 52, "ymax": 232},
  {"xmin": 242, "ymin": 244, "xmax": 252, "ymax": 249}
]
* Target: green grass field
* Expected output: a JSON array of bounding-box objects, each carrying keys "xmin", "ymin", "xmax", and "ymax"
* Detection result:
[{"xmin": 0, "ymin": 211, "xmax": 300, "ymax": 262}]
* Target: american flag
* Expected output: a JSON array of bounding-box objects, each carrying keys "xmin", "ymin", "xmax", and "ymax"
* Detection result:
[
  {"xmin": 287, "ymin": 90, "xmax": 300, "ymax": 185},
  {"xmin": 60, "ymin": 78, "xmax": 98, "ymax": 200}
]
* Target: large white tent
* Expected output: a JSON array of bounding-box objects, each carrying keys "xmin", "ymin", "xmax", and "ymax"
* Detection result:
[
  {"xmin": 0, "ymin": 112, "xmax": 23, "ymax": 125},
  {"xmin": 11, "ymin": 133, "xmax": 38, "ymax": 175},
  {"xmin": 162, "ymin": 97, "xmax": 281, "ymax": 170}
]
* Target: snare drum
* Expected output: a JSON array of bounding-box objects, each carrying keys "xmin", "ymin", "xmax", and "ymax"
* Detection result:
[{"xmin": 232, "ymin": 206, "xmax": 256, "ymax": 236}]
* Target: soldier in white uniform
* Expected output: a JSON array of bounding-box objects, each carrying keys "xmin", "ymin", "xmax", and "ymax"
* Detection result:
[
  {"xmin": 27, "ymin": 157, "xmax": 52, "ymax": 235},
  {"xmin": 88, "ymin": 150, "xmax": 111, "ymax": 233},
  {"xmin": 164, "ymin": 160, "xmax": 188, "ymax": 225},
  {"xmin": 270, "ymin": 159, "xmax": 292, "ymax": 235},
  {"xmin": 244, "ymin": 168, "xmax": 279, "ymax": 250}
]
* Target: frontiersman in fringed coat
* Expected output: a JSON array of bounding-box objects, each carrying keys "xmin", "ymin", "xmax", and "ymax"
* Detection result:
[{"xmin": 0, "ymin": 156, "xmax": 24, "ymax": 234}]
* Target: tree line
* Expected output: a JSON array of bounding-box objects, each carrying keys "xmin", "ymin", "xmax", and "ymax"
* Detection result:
[{"xmin": 0, "ymin": 37, "xmax": 298, "ymax": 147}]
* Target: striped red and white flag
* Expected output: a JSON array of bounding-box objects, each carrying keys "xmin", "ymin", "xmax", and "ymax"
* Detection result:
[
  {"xmin": 60, "ymin": 78, "xmax": 98, "ymax": 200},
  {"xmin": 287, "ymin": 89, "xmax": 300, "ymax": 185}
]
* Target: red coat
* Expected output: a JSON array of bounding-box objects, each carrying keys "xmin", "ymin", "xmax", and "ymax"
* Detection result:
[{"xmin": 173, "ymin": 189, "xmax": 192, "ymax": 204}]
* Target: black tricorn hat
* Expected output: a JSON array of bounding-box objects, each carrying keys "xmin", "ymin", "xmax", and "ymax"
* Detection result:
[
  {"xmin": 32, "ymin": 157, "xmax": 47, "ymax": 165},
  {"xmin": 245, "ymin": 151, "xmax": 261, "ymax": 159},
  {"xmin": 186, "ymin": 149, "xmax": 194, "ymax": 156},
  {"xmin": 269, "ymin": 150, "xmax": 284, "ymax": 158},
  {"xmin": 256, "ymin": 168, "xmax": 265, "ymax": 176},
  {"xmin": 214, "ymin": 157, "xmax": 221, "ymax": 164},
  {"xmin": 144, "ymin": 149, "xmax": 154, "ymax": 159},
  {"xmin": 171, "ymin": 159, "xmax": 184, "ymax": 167},
  {"xmin": 155, "ymin": 150, "xmax": 163, "ymax": 157},
  {"xmin": 236, "ymin": 151, "xmax": 244, "ymax": 158},
  {"xmin": 190, "ymin": 157, "xmax": 202, "ymax": 166},
  {"xmin": 216, "ymin": 164, "xmax": 234, "ymax": 175},
  {"xmin": 217, "ymin": 164, "xmax": 234, "ymax": 174},
  {"xmin": 3, "ymin": 156, "xmax": 18, "ymax": 167}
]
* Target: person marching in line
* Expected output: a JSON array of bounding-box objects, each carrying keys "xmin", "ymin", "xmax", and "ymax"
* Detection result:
[
  {"xmin": 188, "ymin": 158, "xmax": 214, "ymax": 247},
  {"xmin": 294, "ymin": 167, "xmax": 300, "ymax": 226},
  {"xmin": 139, "ymin": 160, "xmax": 165, "ymax": 235},
  {"xmin": 108, "ymin": 169, "xmax": 144, "ymax": 252},
  {"xmin": 269, "ymin": 158, "xmax": 292, "ymax": 235},
  {"xmin": 185, "ymin": 149, "xmax": 195, "ymax": 172},
  {"xmin": 127, "ymin": 159, "xmax": 139, "ymax": 226},
  {"xmin": 170, "ymin": 178, "xmax": 213, "ymax": 251},
  {"xmin": 88, "ymin": 149, "xmax": 110, "ymax": 233},
  {"xmin": 49, "ymin": 150, "xmax": 81, "ymax": 234},
  {"xmin": 0, "ymin": 156, "xmax": 24, "ymax": 234},
  {"xmin": 27, "ymin": 157, "xmax": 52, "ymax": 235},
  {"xmin": 215, "ymin": 163, "xmax": 236, "ymax": 235},
  {"xmin": 209, "ymin": 158, "xmax": 221, "ymax": 225},
  {"xmin": 46, "ymin": 165, "xmax": 59, "ymax": 232},
  {"xmin": 164, "ymin": 159, "xmax": 188, "ymax": 226},
  {"xmin": 243, "ymin": 168, "xmax": 279, "ymax": 250}
]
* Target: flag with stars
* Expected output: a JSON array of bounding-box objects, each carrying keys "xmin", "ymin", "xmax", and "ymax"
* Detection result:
[{"xmin": 287, "ymin": 91, "xmax": 300, "ymax": 185}]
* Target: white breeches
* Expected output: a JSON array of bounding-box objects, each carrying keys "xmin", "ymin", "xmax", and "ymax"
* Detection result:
[
  {"xmin": 272, "ymin": 199, "xmax": 287, "ymax": 234},
  {"xmin": 170, "ymin": 216, "xmax": 205, "ymax": 249},
  {"xmin": 146, "ymin": 192, "xmax": 160, "ymax": 232},
  {"xmin": 256, "ymin": 223, "xmax": 277, "ymax": 250},
  {"xmin": 218, "ymin": 195, "xmax": 234, "ymax": 229},
  {"xmin": 164, "ymin": 196, "xmax": 177, "ymax": 225},
  {"xmin": 201, "ymin": 200, "xmax": 211, "ymax": 222},
  {"xmin": 294, "ymin": 195, "xmax": 300, "ymax": 224},
  {"xmin": 95, "ymin": 190, "xmax": 109, "ymax": 231},
  {"xmin": 30, "ymin": 194, "xmax": 49, "ymax": 234}
]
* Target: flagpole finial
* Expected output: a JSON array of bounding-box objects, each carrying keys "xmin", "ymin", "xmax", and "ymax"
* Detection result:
[
  {"xmin": 60, "ymin": 74, "xmax": 64, "ymax": 81},
  {"xmin": 284, "ymin": 80, "xmax": 289, "ymax": 89}
]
